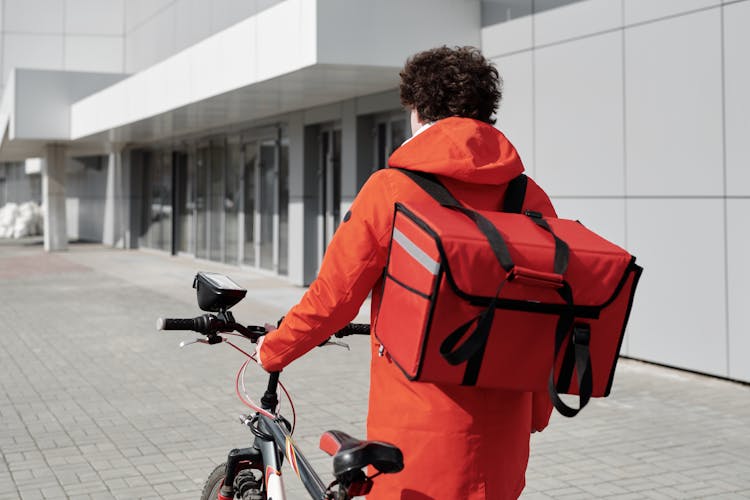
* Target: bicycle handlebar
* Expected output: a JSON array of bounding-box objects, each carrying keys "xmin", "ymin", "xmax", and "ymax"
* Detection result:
[
  {"xmin": 333, "ymin": 323, "xmax": 370, "ymax": 337},
  {"xmin": 156, "ymin": 314, "xmax": 234, "ymax": 336},
  {"xmin": 157, "ymin": 316, "xmax": 205, "ymax": 332},
  {"xmin": 157, "ymin": 314, "xmax": 370, "ymax": 342}
]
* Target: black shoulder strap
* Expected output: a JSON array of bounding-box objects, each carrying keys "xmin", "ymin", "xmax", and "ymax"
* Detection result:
[
  {"xmin": 394, "ymin": 168, "xmax": 462, "ymax": 207},
  {"xmin": 396, "ymin": 168, "xmax": 527, "ymax": 214},
  {"xmin": 392, "ymin": 168, "xmax": 513, "ymax": 272},
  {"xmin": 502, "ymin": 174, "xmax": 528, "ymax": 213}
]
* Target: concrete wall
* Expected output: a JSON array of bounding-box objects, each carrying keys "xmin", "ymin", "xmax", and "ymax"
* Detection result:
[
  {"xmin": 124, "ymin": 0, "xmax": 285, "ymax": 73},
  {"xmin": 0, "ymin": 162, "xmax": 40, "ymax": 205},
  {"xmin": 0, "ymin": 0, "xmax": 126, "ymax": 98},
  {"xmin": 482, "ymin": 0, "xmax": 750, "ymax": 382},
  {"xmin": 0, "ymin": 0, "xmax": 275, "ymax": 96},
  {"xmin": 65, "ymin": 156, "xmax": 107, "ymax": 242}
]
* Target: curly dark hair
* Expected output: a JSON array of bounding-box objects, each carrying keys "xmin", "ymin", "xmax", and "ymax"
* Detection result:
[{"xmin": 399, "ymin": 46, "xmax": 502, "ymax": 125}]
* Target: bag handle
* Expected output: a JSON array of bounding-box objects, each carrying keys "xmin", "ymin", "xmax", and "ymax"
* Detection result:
[{"xmin": 549, "ymin": 324, "xmax": 593, "ymax": 417}]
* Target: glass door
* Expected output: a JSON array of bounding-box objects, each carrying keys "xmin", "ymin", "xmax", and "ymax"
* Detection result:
[
  {"xmin": 209, "ymin": 140, "xmax": 226, "ymax": 262},
  {"xmin": 318, "ymin": 127, "xmax": 341, "ymax": 266},
  {"xmin": 225, "ymin": 136, "xmax": 242, "ymax": 265},
  {"xmin": 195, "ymin": 145, "xmax": 210, "ymax": 260},
  {"xmin": 139, "ymin": 150, "xmax": 173, "ymax": 252},
  {"xmin": 278, "ymin": 137, "xmax": 289, "ymax": 276},
  {"xmin": 159, "ymin": 151, "xmax": 173, "ymax": 253},
  {"xmin": 259, "ymin": 141, "xmax": 276, "ymax": 271},
  {"xmin": 175, "ymin": 150, "xmax": 191, "ymax": 254},
  {"xmin": 242, "ymin": 141, "xmax": 257, "ymax": 266},
  {"xmin": 375, "ymin": 112, "xmax": 409, "ymax": 171},
  {"xmin": 239, "ymin": 128, "xmax": 288, "ymax": 276}
]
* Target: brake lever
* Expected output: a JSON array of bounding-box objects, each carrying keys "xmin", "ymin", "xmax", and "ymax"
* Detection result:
[{"xmin": 179, "ymin": 338, "xmax": 217, "ymax": 348}]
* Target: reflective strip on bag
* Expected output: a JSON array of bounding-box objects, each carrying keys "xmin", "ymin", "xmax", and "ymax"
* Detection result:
[{"xmin": 393, "ymin": 227, "xmax": 440, "ymax": 275}]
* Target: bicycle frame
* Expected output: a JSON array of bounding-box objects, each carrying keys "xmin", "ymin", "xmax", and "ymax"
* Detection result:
[
  {"xmin": 220, "ymin": 371, "xmax": 338, "ymax": 500},
  {"xmin": 158, "ymin": 273, "xmax": 400, "ymax": 499}
]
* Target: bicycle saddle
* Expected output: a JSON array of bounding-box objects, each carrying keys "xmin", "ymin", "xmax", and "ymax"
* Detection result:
[{"xmin": 319, "ymin": 430, "xmax": 404, "ymax": 477}]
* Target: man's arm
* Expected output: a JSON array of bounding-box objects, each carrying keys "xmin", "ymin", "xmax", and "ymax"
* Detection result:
[{"xmin": 258, "ymin": 171, "xmax": 394, "ymax": 371}]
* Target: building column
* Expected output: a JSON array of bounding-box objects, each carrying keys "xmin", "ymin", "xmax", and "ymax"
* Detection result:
[
  {"xmin": 340, "ymin": 99, "xmax": 358, "ymax": 215},
  {"xmin": 42, "ymin": 144, "xmax": 68, "ymax": 252},
  {"xmin": 102, "ymin": 144, "xmax": 126, "ymax": 247},
  {"xmin": 287, "ymin": 112, "xmax": 308, "ymax": 286}
]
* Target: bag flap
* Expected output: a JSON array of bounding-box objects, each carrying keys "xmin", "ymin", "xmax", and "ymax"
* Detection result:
[{"xmin": 401, "ymin": 202, "xmax": 635, "ymax": 307}]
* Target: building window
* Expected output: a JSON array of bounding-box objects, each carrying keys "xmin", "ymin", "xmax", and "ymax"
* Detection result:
[{"xmin": 374, "ymin": 111, "xmax": 409, "ymax": 171}]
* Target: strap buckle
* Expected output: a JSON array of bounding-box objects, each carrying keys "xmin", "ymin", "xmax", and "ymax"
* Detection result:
[{"xmin": 572, "ymin": 324, "xmax": 591, "ymax": 346}]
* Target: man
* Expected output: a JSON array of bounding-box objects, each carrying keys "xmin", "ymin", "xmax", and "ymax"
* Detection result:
[{"xmin": 259, "ymin": 46, "xmax": 556, "ymax": 499}]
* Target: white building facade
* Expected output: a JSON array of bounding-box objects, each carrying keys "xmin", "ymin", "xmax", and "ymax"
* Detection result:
[{"xmin": 0, "ymin": 0, "xmax": 748, "ymax": 384}]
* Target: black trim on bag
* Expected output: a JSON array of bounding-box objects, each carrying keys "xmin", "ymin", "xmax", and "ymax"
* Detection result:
[
  {"xmin": 379, "ymin": 202, "xmax": 642, "ymax": 400},
  {"xmin": 604, "ymin": 262, "xmax": 643, "ymax": 396},
  {"xmin": 395, "ymin": 203, "xmax": 631, "ymax": 316},
  {"xmin": 372, "ymin": 208, "xmax": 400, "ymax": 342},
  {"xmin": 469, "ymin": 295, "xmax": 600, "ymax": 319},
  {"xmin": 374, "ymin": 205, "xmax": 445, "ymax": 384},
  {"xmin": 384, "ymin": 273, "xmax": 431, "ymax": 300},
  {"xmin": 411, "ymin": 267, "xmax": 444, "ymax": 382}
]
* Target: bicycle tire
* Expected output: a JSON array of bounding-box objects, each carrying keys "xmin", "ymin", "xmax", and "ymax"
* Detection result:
[
  {"xmin": 200, "ymin": 463, "xmax": 227, "ymax": 500},
  {"xmin": 200, "ymin": 462, "xmax": 266, "ymax": 500}
]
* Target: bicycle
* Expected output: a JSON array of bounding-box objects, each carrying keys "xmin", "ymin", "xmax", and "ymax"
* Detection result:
[{"xmin": 157, "ymin": 271, "xmax": 404, "ymax": 500}]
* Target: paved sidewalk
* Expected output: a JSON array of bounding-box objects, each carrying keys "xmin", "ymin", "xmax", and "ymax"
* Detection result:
[{"xmin": 0, "ymin": 241, "xmax": 749, "ymax": 499}]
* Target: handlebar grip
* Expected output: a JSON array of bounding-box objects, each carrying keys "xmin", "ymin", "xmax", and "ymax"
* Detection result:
[
  {"xmin": 333, "ymin": 323, "xmax": 370, "ymax": 338},
  {"xmin": 157, "ymin": 317, "xmax": 200, "ymax": 331}
]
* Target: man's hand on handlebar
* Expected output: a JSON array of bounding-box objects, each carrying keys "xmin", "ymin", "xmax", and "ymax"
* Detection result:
[{"xmin": 255, "ymin": 323, "xmax": 278, "ymax": 367}]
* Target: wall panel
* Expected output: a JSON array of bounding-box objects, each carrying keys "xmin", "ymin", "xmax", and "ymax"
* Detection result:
[
  {"xmin": 3, "ymin": 0, "xmax": 63, "ymax": 34},
  {"xmin": 65, "ymin": 36, "xmax": 125, "ymax": 73},
  {"xmin": 534, "ymin": 0, "xmax": 622, "ymax": 46},
  {"xmin": 481, "ymin": 16, "xmax": 533, "ymax": 58},
  {"xmin": 125, "ymin": 0, "xmax": 173, "ymax": 33},
  {"xmin": 550, "ymin": 197, "xmax": 626, "ymax": 248},
  {"xmin": 65, "ymin": 0, "xmax": 125, "ymax": 36},
  {"xmin": 535, "ymin": 31, "xmax": 624, "ymax": 196},
  {"xmin": 626, "ymin": 199, "xmax": 727, "ymax": 377},
  {"xmin": 3, "ymin": 34, "xmax": 64, "ymax": 83},
  {"xmin": 724, "ymin": 1, "xmax": 750, "ymax": 196},
  {"xmin": 493, "ymin": 52, "xmax": 535, "ymax": 175},
  {"xmin": 126, "ymin": 6, "xmax": 176, "ymax": 73},
  {"xmin": 624, "ymin": 0, "xmax": 721, "ymax": 25},
  {"xmin": 625, "ymin": 10, "xmax": 723, "ymax": 196},
  {"xmin": 727, "ymin": 199, "xmax": 750, "ymax": 381}
]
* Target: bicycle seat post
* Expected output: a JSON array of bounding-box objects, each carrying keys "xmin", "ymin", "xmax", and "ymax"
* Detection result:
[{"xmin": 260, "ymin": 372, "xmax": 280, "ymax": 411}]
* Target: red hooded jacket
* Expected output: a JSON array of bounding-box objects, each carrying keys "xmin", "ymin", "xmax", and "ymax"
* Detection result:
[{"xmin": 260, "ymin": 117, "xmax": 556, "ymax": 499}]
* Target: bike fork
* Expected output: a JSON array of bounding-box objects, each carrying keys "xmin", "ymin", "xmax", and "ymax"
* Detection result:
[
  {"xmin": 219, "ymin": 446, "xmax": 264, "ymax": 499},
  {"xmin": 258, "ymin": 437, "xmax": 286, "ymax": 500}
]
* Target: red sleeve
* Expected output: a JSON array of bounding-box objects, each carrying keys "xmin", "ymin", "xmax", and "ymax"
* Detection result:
[{"xmin": 258, "ymin": 171, "xmax": 394, "ymax": 371}]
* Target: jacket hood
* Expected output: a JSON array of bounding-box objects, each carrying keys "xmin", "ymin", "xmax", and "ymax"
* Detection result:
[{"xmin": 387, "ymin": 117, "xmax": 524, "ymax": 185}]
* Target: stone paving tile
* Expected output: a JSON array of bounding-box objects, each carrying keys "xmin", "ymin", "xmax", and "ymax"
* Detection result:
[{"xmin": 1, "ymin": 243, "xmax": 749, "ymax": 499}]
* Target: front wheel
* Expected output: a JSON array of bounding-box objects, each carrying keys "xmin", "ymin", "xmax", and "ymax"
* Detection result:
[
  {"xmin": 200, "ymin": 463, "xmax": 227, "ymax": 500},
  {"xmin": 200, "ymin": 462, "xmax": 266, "ymax": 500}
]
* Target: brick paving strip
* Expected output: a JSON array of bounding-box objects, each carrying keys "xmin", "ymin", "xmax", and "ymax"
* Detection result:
[{"xmin": 1, "ymin": 241, "xmax": 749, "ymax": 499}]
